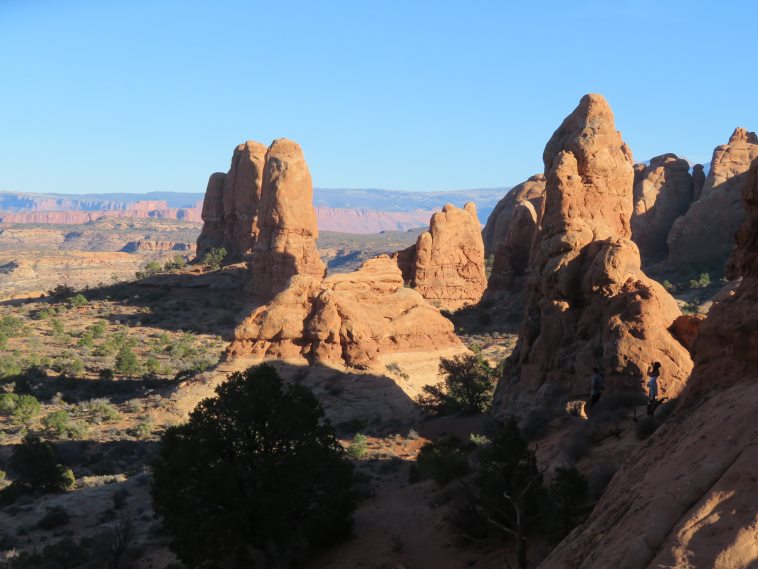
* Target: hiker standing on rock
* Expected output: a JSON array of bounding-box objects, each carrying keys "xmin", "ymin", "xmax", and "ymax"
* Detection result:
[
  {"xmin": 589, "ymin": 367, "xmax": 604, "ymax": 409},
  {"xmin": 646, "ymin": 362, "xmax": 662, "ymax": 416}
]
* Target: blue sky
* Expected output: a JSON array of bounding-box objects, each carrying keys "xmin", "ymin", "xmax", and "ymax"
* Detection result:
[{"xmin": 1, "ymin": 0, "xmax": 756, "ymax": 194}]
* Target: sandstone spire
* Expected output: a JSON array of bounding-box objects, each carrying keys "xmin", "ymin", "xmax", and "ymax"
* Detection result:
[
  {"xmin": 394, "ymin": 202, "xmax": 486, "ymax": 310},
  {"xmin": 667, "ymin": 127, "xmax": 758, "ymax": 271},
  {"xmin": 493, "ymin": 94, "xmax": 692, "ymax": 418}
]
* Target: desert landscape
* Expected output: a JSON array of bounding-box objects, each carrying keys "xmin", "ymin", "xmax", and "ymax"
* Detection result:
[{"xmin": 1, "ymin": 3, "xmax": 756, "ymax": 569}]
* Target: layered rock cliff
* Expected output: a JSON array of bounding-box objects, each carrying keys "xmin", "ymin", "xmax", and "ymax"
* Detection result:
[
  {"xmin": 667, "ymin": 128, "xmax": 758, "ymax": 271},
  {"xmin": 493, "ymin": 94, "xmax": 692, "ymax": 418},
  {"xmin": 537, "ymin": 157, "xmax": 758, "ymax": 569}
]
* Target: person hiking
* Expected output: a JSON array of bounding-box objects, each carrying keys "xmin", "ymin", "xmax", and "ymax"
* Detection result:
[
  {"xmin": 589, "ymin": 367, "xmax": 604, "ymax": 409},
  {"xmin": 646, "ymin": 362, "xmax": 662, "ymax": 416}
]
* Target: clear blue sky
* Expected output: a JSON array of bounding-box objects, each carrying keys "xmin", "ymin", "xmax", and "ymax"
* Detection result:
[{"xmin": 1, "ymin": 0, "xmax": 756, "ymax": 195}]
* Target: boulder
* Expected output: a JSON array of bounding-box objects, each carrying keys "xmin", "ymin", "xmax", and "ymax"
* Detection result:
[
  {"xmin": 229, "ymin": 256, "xmax": 462, "ymax": 368},
  {"xmin": 631, "ymin": 154, "xmax": 694, "ymax": 262},
  {"xmin": 486, "ymin": 199, "xmax": 539, "ymax": 293},
  {"xmin": 536, "ymin": 159, "xmax": 758, "ymax": 569},
  {"xmin": 394, "ymin": 203, "xmax": 486, "ymax": 310},
  {"xmin": 667, "ymin": 128, "xmax": 758, "ymax": 271},
  {"xmin": 493, "ymin": 94, "xmax": 692, "ymax": 419},
  {"xmin": 250, "ymin": 139, "xmax": 326, "ymax": 299},
  {"xmin": 692, "ymin": 162, "xmax": 706, "ymax": 201}
]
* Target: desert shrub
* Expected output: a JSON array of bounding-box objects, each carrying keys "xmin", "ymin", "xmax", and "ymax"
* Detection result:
[
  {"xmin": 88, "ymin": 320, "xmax": 107, "ymax": 338},
  {"xmin": 115, "ymin": 346, "xmax": 143, "ymax": 378},
  {"xmin": 520, "ymin": 406, "xmax": 556, "ymax": 440},
  {"xmin": 99, "ymin": 368, "xmax": 115, "ymax": 381},
  {"xmin": 12, "ymin": 394, "xmax": 41, "ymax": 424},
  {"xmin": 346, "ymin": 433, "xmax": 368, "ymax": 459},
  {"xmin": 565, "ymin": 423, "xmax": 599, "ymax": 462},
  {"xmin": 0, "ymin": 331, "xmax": 6, "ymax": 350},
  {"xmin": 36, "ymin": 505, "xmax": 71, "ymax": 530},
  {"xmin": 406, "ymin": 428, "xmax": 419, "ymax": 441},
  {"xmin": 49, "ymin": 317, "xmax": 66, "ymax": 337},
  {"xmin": 151, "ymin": 364, "xmax": 355, "ymax": 567},
  {"xmin": 662, "ymin": 279, "xmax": 675, "ymax": 292},
  {"xmin": 164, "ymin": 255, "xmax": 187, "ymax": 272},
  {"xmin": 0, "ymin": 354, "xmax": 23, "ymax": 379},
  {"xmin": 416, "ymin": 353, "xmax": 497, "ymax": 416},
  {"xmin": 76, "ymin": 331, "xmax": 94, "ymax": 348},
  {"xmin": 688, "ymin": 272, "xmax": 711, "ymax": 289},
  {"xmin": 67, "ymin": 293, "xmax": 88, "ymax": 308},
  {"xmin": 132, "ymin": 416, "xmax": 153, "ymax": 439},
  {"xmin": 53, "ymin": 351, "xmax": 84, "ymax": 378},
  {"xmin": 0, "ymin": 315, "xmax": 28, "ymax": 338},
  {"xmin": 201, "ymin": 247, "xmax": 228, "ymax": 270},
  {"xmin": 546, "ymin": 466, "xmax": 589, "ymax": 540},
  {"xmin": 2, "ymin": 435, "xmax": 75, "ymax": 501},
  {"xmin": 136, "ymin": 260, "xmax": 163, "ymax": 279},
  {"xmin": 42, "ymin": 410, "xmax": 88, "ymax": 439},
  {"xmin": 49, "ymin": 284, "xmax": 75, "ymax": 299},
  {"xmin": 384, "ymin": 362, "xmax": 409, "ymax": 381},
  {"xmin": 416, "ymin": 435, "xmax": 469, "ymax": 486},
  {"xmin": 77, "ymin": 398, "xmax": 121, "ymax": 424},
  {"xmin": 0, "ymin": 392, "xmax": 19, "ymax": 414}
]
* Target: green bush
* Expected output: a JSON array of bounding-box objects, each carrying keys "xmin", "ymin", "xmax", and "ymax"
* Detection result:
[
  {"xmin": 132, "ymin": 416, "xmax": 153, "ymax": 439},
  {"xmin": 164, "ymin": 255, "xmax": 188, "ymax": 272},
  {"xmin": 3, "ymin": 434, "xmax": 75, "ymax": 498},
  {"xmin": 201, "ymin": 247, "xmax": 228, "ymax": 270},
  {"xmin": 53, "ymin": 351, "xmax": 85, "ymax": 378},
  {"xmin": 67, "ymin": 294, "xmax": 88, "ymax": 308},
  {"xmin": 0, "ymin": 315, "xmax": 28, "ymax": 338},
  {"xmin": 346, "ymin": 433, "xmax": 368, "ymax": 459},
  {"xmin": 12, "ymin": 394, "xmax": 41, "ymax": 424},
  {"xmin": 42, "ymin": 410, "xmax": 88, "ymax": 439},
  {"xmin": 136, "ymin": 260, "xmax": 163, "ymax": 279},
  {"xmin": 98, "ymin": 368, "xmax": 115, "ymax": 381},
  {"xmin": 115, "ymin": 346, "xmax": 143, "ymax": 378},
  {"xmin": 688, "ymin": 272, "xmax": 711, "ymax": 289},
  {"xmin": 416, "ymin": 353, "xmax": 497, "ymax": 416},
  {"xmin": 0, "ymin": 393, "xmax": 19, "ymax": 414},
  {"xmin": 0, "ymin": 537, "xmax": 89, "ymax": 568},
  {"xmin": 88, "ymin": 320, "xmax": 107, "ymax": 338},
  {"xmin": 77, "ymin": 398, "xmax": 121, "ymax": 424},
  {"xmin": 0, "ymin": 354, "xmax": 23, "ymax": 379},
  {"xmin": 416, "ymin": 435, "xmax": 470, "ymax": 486},
  {"xmin": 76, "ymin": 331, "xmax": 94, "ymax": 348},
  {"xmin": 151, "ymin": 364, "xmax": 355, "ymax": 567}
]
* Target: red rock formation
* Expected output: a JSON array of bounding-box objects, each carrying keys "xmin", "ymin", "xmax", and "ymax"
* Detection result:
[
  {"xmin": 481, "ymin": 174, "xmax": 546, "ymax": 255},
  {"xmin": 222, "ymin": 141, "xmax": 267, "ymax": 258},
  {"xmin": 394, "ymin": 203, "xmax": 486, "ymax": 310},
  {"xmin": 631, "ymin": 154, "xmax": 694, "ymax": 262},
  {"xmin": 494, "ymin": 94, "xmax": 692, "ymax": 418},
  {"xmin": 486, "ymin": 199, "xmax": 539, "ymax": 294},
  {"xmin": 667, "ymin": 128, "xmax": 758, "ymax": 271},
  {"xmin": 537, "ymin": 158, "xmax": 758, "ymax": 569},
  {"xmin": 196, "ymin": 172, "xmax": 226, "ymax": 259},
  {"xmin": 692, "ymin": 162, "xmax": 706, "ymax": 201},
  {"xmin": 229, "ymin": 256, "xmax": 461, "ymax": 368},
  {"xmin": 250, "ymin": 139, "xmax": 326, "ymax": 299}
]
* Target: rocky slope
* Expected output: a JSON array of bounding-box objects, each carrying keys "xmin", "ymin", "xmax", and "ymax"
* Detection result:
[
  {"xmin": 631, "ymin": 154, "xmax": 695, "ymax": 262},
  {"xmin": 494, "ymin": 94, "xmax": 692, "ymax": 419},
  {"xmin": 538, "ymin": 158, "xmax": 758, "ymax": 569},
  {"xmin": 394, "ymin": 203, "xmax": 487, "ymax": 310},
  {"xmin": 667, "ymin": 128, "xmax": 758, "ymax": 272}
]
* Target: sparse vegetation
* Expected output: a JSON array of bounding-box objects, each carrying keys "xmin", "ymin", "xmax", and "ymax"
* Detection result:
[
  {"xmin": 151, "ymin": 364, "xmax": 355, "ymax": 567},
  {"xmin": 688, "ymin": 271, "xmax": 711, "ymax": 289},
  {"xmin": 347, "ymin": 433, "xmax": 369, "ymax": 459},
  {"xmin": 201, "ymin": 246, "xmax": 228, "ymax": 270},
  {"xmin": 164, "ymin": 254, "xmax": 188, "ymax": 272},
  {"xmin": 135, "ymin": 260, "xmax": 163, "ymax": 279},
  {"xmin": 1, "ymin": 434, "xmax": 75, "ymax": 503},
  {"xmin": 416, "ymin": 353, "xmax": 497, "ymax": 416},
  {"xmin": 415, "ymin": 435, "xmax": 470, "ymax": 485}
]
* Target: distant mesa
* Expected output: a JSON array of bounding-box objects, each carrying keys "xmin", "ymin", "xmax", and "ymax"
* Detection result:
[{"xmin": 493, "ymin": 93, "xmax": 693, "ymax": 419}]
